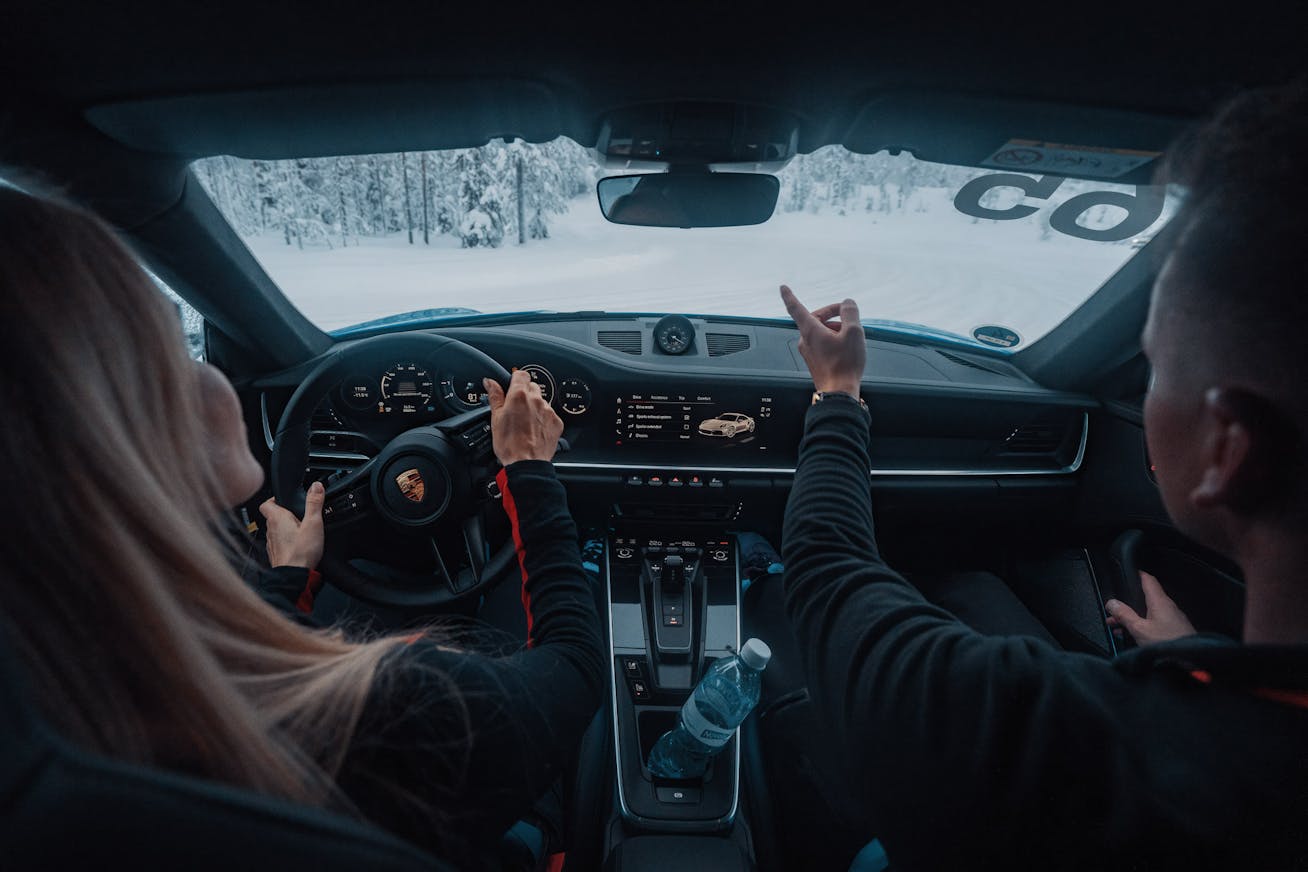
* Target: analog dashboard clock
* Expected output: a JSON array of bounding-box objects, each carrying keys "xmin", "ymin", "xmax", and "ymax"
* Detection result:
[{"xmin": 653, "ymin": 314, "xmax": 695, "ymax": 355}]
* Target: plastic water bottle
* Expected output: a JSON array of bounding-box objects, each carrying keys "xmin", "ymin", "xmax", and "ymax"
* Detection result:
[{"xmin": 647, "ymin": 638, "xmax": 772, "ymax": 779}]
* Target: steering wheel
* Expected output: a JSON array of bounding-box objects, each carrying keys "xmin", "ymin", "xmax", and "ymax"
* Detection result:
[{"xmin": 271, "ymin": 332, "xmax": 516, "ymax": 610}]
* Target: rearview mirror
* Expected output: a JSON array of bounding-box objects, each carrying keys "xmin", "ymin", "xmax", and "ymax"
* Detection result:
[{"xmin": 597, "ymin": 172, "xmax": 779, "ymax": 228}]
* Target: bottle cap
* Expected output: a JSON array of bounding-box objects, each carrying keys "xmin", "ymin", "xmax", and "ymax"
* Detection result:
[{"xmin": 739, "ymin": 638, "xmax": 771, "ymax": 671}]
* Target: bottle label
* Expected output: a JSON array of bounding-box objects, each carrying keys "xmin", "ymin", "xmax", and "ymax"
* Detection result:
[{"xmin": 681, "ymin": 695, "xmax": 734, "ymax": 748}]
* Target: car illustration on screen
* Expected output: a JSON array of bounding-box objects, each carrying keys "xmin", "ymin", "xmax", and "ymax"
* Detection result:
[{"xmin": 697, "ymin": 412, "xmax": 756, "ymax": 438}]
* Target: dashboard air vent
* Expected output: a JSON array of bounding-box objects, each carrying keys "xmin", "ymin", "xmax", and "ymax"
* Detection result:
[
  {"xmin": 598, "ymin": 330, "xmax": 643, "ymax": 355},
  {"xmin": 311, "ymin": 402, "xmax": 343, "ymax": 431},
  {"xmin": 1003, "ymin": 423, "xmax": 1063, "ymax": 454},
  {"xmin": 706, "ymin": 333, "xmax": 750, "ymax": 357},
  {"xmin": 937, "ymin": 350, "xmax": 1004, "ymax": 375}
]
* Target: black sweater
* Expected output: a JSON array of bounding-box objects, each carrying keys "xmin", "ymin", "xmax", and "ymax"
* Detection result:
[
  {"xmin": 259, "ymin": 461, "xmax": 602, "ymax": 867},
  {"xmin": 782, "ymin": 398, "xmax": 1308, "ymax": 870}
]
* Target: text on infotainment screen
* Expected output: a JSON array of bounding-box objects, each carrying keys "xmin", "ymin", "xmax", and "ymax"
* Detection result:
[{"xmin": 615, "ymin": 390, "xmax": 773, "ymax": 450}]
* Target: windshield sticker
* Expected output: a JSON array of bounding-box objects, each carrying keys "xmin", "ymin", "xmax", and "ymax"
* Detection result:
[
  {"xmin": 954, "ymin": 174, "xmax": 1166, "ymax": 243},
  {"xmin": 982, "ymin": 139, "xmax": 1160, "ymax": 180},
  {"xmin": 972, "ymin": 325, "xmax": 1021, "ymax": 348}
]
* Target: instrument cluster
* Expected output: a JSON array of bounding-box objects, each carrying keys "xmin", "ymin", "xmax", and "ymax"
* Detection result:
[{"xmin": 332, "ymin": 361, "xmax": 593, "ymax": 422}]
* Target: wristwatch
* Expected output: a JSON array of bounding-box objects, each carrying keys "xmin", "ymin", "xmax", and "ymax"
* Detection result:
[{"xmin": 811, "ymin": 390, "xmax": 870, "ymax": 418}]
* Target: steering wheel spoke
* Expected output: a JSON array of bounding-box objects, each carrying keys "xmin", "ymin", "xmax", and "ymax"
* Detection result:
[
  {"xmin": 319, "ymin": 457, "xmax": 378, "ymax": 529},
  {"xmin": 430, "ymin": 513, "xmax": 490, "ymax": 596},
  {"xmin": 428, "ymin": 406, "xmax": 496, "ymax": 465}
]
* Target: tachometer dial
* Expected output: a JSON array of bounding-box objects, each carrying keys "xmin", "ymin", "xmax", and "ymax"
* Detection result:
[
  {"xmin": 439, "ymin": 373, "xmax": 488, "ymax": 411},
  {"xmin": 559, "ymin": 379, "xmax": 592, "ymax": 415},
  {"xmin": 379, "ymin": 364, "xmax": 434, "ymax": 413},
  {"xmin": 516, "ymin": 364, "xmax": 556, "ymax": 405}
]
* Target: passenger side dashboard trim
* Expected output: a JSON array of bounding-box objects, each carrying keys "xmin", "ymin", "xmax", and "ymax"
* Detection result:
[{"xmin": 558, "ymin": 413, "xmax": 1088, "ymax": 478}]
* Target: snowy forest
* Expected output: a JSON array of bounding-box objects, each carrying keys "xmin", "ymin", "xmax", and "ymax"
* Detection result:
[
  {"xmin": 194, "ymin": 138, "xmax": 597, "ymax": 250},
  {"xmin": 192, "ymin": 139, "xmax": 1055, "ymax": 252}
]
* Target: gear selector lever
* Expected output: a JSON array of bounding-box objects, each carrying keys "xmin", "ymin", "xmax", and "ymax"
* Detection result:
[
  {"xmin": 663, "ymin": 555, "xmax": 685, "ymax": 590},
  {"xmin": 643, "ymin": 547, "xmax": 694, "ymax": 663}
]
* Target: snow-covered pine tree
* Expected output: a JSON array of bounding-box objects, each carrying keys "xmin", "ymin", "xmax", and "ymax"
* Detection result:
[
  {"xmin": 399, "ymin": 153, "xmax": 414, "ymax": 243},
  {"xmin": 457, "ymin": 146, "xmax": 506, "ymax": 248},
  {"xmin": 420, "ymin": 152, "xmax": 431, "ymax": 244}
]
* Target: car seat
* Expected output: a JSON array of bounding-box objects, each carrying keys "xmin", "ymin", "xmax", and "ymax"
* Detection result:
[{"xmin": 0, "ymin": 624, "xmax": 453, "ymax": 871}]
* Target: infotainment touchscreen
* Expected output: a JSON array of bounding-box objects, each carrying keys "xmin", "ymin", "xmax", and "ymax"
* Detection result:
[{"xmin": 615, "ymin": 390, "xmax": 775, "ymax": 453}]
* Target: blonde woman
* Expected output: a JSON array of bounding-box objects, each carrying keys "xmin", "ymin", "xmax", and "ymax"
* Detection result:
[{"xmin": 0, "ymin": 185, "xmax": 602, "ymax": 868}]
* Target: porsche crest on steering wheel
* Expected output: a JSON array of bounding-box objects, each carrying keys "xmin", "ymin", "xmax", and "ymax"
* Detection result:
[{"xmin": 395, "ymin": 468, "xmax": 426, "ymax": 503}]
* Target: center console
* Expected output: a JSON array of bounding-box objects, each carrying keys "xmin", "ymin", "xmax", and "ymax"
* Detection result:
[{"xmin": 606, "ymin": 530, "xmax": 742, "ymax": 832}]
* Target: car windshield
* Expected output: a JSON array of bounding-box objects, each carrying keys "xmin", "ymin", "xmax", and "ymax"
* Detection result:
[{"xmin": 194, "ymin": 138, "xmax": 1178, "ymax": 350}]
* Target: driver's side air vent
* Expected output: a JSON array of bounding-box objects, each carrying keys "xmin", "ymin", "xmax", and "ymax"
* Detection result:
[
  {"xmin": 598, "ymin": 330, "xmax": 642, "ymax": 355},
  {"xmin": 706, "ymin": 333, "xmax": 750, "ymax": 357},
  {"xmin": 1002, "ymin": 423, "xmax": 1063, "ymax": 454},
  {"xmin": 312, "ymin": 402, "xmax": 344, "ymax": 430}
]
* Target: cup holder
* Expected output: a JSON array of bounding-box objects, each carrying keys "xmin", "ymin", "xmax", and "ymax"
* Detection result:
[
  {"xmin": 637, "ymin": 708, "xmax": 718, "ymax": 784},
  {"xmin": 637, "ymin": 709, "xmax": 679, "ymax": 763}
]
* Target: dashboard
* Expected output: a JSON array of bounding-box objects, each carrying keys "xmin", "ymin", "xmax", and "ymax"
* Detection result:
[
  {"xmin": 312, "ymin": 367, "xmax": 784, "ymax": 458},
  {"xmin": 256, "ymin": 315, "xmax": 1093, "ymax": 519}
]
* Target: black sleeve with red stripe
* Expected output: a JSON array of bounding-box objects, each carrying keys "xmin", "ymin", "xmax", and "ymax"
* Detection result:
[
  {"xmin": 254, "ymin": 565, "xmax": 325, "ymax": 624},
  {"xmin": 496, "ymin": 461, "xmax": 602, "ymax": 663},
  {"xmin": 336, "ymin": 460, "xmax": 603, "ymax": 865}
]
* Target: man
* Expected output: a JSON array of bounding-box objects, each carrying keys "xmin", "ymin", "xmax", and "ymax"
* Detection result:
[{"xmin": 778, "ymin": 80, "xmax": 1308, "ymax": 869}]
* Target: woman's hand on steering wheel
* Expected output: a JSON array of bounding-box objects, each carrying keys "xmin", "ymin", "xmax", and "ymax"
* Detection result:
[
  {"xmin": 270, "ymin": 332, "xmax": 516, "ymax": 607},
  {"xmin": 484, "ymin": 371, "xmax": 564, "ymax": 466},
  {"xmin": 260, "ymin": 480, "xmax": 327, "ymax": 570}
]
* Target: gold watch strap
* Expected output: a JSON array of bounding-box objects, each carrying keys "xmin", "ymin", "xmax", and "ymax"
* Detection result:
[{"xmin": 812, "ymin": 390, "xmax": 869, "ymax": 412}]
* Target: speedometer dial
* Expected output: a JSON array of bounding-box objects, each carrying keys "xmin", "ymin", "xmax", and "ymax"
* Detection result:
[
  {"xmin": 516, "ymin": 364, "xmax": 556, "ymax": 405},
  {"xmin": 439, "ymin": 373, "xmax": 487, "ymax": 411},
  {"xmin": 379, "ymin": 364, "xmax": 434, "ymax": 413}
]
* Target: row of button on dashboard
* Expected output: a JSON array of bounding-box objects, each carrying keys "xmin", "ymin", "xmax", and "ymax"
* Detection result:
[
  {"xmin": 625, "ymin": 473, "xmax": 726, "ymax": 488},
  {"xmin": 611, "ymin": 542, "xmax": 732, "ymax": 562}
]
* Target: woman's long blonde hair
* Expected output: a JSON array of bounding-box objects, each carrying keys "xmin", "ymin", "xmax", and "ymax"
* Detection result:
[{"xmin": 0, "ymin": 183, "xmax": 416, "ymax": 807}]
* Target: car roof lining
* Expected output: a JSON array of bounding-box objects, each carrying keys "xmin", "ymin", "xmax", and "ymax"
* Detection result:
[{"xmin": 5, "ymin": 6, "xmax": 1299, "ymax": 116}]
